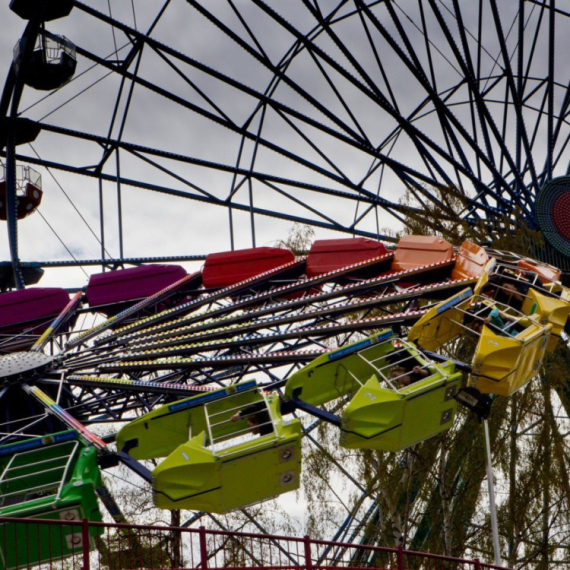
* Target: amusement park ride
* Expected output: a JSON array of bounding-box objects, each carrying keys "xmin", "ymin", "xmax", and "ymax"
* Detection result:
[
  {"xmin": 0, "ymin": 236, "xmax": 567, "ymax": 568},
  {"xmin": 2, "ymin": 1, "xmax": 570, "ymax": 569}
]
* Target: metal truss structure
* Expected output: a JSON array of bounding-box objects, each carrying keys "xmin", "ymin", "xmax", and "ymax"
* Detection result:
[
  {"xmin": 2, "ymin": 2, "xmax": 570, "ymax": 283},
  {"xmin": 1, "ymin": 2, "xmax": 570, "ymax": 567}
]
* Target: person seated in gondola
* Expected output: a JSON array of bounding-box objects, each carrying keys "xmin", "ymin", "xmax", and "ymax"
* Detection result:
[
  {"xmin": 488, "ymin": 268, "xmax": 546, "ymax": 309},
  {"xmin": 389, "ymin": 363, "xmax": 429, "ymax": 387},
  {"xmin": 467, "ymin": 307, "xmax": 517, "ymax": 336},
  {"xmin": 487, "ymin": 277, "xmax": 529, "ymax": 311},
  {"xmin": 230, "ymin": 402, "xmax": 273, "ymax": 436}
]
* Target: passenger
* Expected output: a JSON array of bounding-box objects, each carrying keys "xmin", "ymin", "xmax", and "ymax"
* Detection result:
[
  {"xmin": 389, "ymin": 364, "xmax": 429, "ymax": 387},
  {"xmin": 231, "ymin": 402, "xmax": 273, "ymax": 436},
  {"xmin": 467, "ymin": 307, "xmax": 516, "ymax": 336},
  {"xmin": 494, "ymin": 280, "xmax": 528, "ymax": 310},
  {"xmin": 465, "ymin": 312, "xmax": 483, "ymax": 334}
]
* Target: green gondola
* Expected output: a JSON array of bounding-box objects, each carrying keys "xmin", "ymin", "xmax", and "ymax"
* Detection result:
[
  {"xmin": 340, "ymin": 360, "xmax": 461, "ymax": 451},
  {"xmin": 0, "ymin": 430, "xmax": 103, "ymax": 570},
  {"xmin": 284, "ymin": 329, "xmax": 396, "ymax": 406},
  {"xmin": 284, "ymin": 330, "xmax": 461, "ymax": 452},
  {"xmin": 117, "ymin": 382, "xmax": 302, "ymax": 513}
]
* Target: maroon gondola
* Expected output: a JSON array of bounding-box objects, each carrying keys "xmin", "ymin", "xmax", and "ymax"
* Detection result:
[
  {"xmin": 202, "ymin": 247, "xmax": 295, "ymax": 289},
  {"xmin": 0, "ymin": 288, "xmax": 70, "ymax": 352},
  {"xmin": 306, "ymin": 238, "xmax": 389, "ymax": 278}
]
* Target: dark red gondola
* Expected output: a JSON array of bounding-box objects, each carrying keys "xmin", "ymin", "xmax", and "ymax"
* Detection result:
[
  {"xmin": 306, "ymin": 238, "xmax": 389, "ymax": 278},
  {"xmin": 0, "ymin": 164, "xmax": 42, "ymax": 220},
  {"xmin": 202, "ymin": 247, "xmax": 295, "ymax": 289}
]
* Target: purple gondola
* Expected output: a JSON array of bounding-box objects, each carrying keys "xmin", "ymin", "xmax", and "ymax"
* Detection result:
[
  {"xmin": 0, "ymin": 288, "xmax": 70, "ymax": 352},
  {"xmin": 86, "ymin": 264, "xmax": 192, "ymax": 316}
]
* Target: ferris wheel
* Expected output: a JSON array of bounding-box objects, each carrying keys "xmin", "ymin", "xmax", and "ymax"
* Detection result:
[{"xmin": 1, "ymin": 1, "xmax": 570, "ymax": 567}]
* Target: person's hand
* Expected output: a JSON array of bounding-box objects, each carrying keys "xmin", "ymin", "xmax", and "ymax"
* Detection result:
[{"xmin": 231, "ymin": 413, "xmax": 240, "ymax": 422}]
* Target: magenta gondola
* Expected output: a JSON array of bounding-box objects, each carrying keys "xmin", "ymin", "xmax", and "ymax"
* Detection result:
[
  {"xmin": 0, "ymin": 288, "xmax": 70, "ymax": 352},
  {"xmin": 86, "ymin": 264, "xmax": 191, "ymax": 316}
]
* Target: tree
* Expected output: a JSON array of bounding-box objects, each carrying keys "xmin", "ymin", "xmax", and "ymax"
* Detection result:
[
  {"xmin": 273, "ymin": 222, "xmax": 315, "ymax": 255},
  {"xmin": 294, "ymin": 185, "xmax": 569, "ymax": 567}
]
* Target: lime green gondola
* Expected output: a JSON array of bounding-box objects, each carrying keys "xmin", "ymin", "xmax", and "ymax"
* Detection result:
[
  {"xmin": 117, "ymin": 380, "xmax": 260, "ymax": 459},
  {"xmin": 284, "ymin": 330, "xmax": 396, "ymax": 406},
  {"xmin": 117, "ymin": 382, "xmax": 302, "ymax": 513},
  {"xmin": 339, "ymin": 349, "xmax": 461, "ymax": 452},
  {"xmin": 0, "ymin": 430, "xmax": 103, "ymax": 570},
  {"xmin": 284, "ymin": 330, "xmax": 461, "ymax": 452}
]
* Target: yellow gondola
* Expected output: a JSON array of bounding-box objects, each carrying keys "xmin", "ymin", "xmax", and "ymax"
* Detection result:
[
  {"xmin": 520, "ymin": 288, "xmax": 570, "ymax": 351},
  {"xmin": 484, "ymin": 260, "xmax": 569, "ymax": 344},
  {"xmin": 407, "ymin": 288, "xmax": 473, "ymax": 350},
  {"xmin": 543, "ymin": 280, "xmax": 570, "ymax": 302},
  {"xmin": 468, "ymin": 299, "xmax": 552, "ymax": 396}
]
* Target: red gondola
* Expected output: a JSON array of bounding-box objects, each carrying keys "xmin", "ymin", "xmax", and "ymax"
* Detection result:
[
  {"xmin": 202, "ymin": 247, "xmax": 295, "ymax": 289},
  {"xmin": 306, "ymin": 238, "xmax": 389, "ymax": 277},
  {"xmin": 0, "ymin": 164, "xmax": 42, "ymax": 220}
]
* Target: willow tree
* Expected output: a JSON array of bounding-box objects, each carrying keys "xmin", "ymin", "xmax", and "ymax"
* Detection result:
[{"xmin": 298, "ymin": 187, "xmax": 570, "ymax": 569}]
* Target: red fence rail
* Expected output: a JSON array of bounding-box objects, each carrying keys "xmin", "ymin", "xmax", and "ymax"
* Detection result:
[{"xmin": 0, "ymin": 516, "xmax": 511, "ymax": 570}]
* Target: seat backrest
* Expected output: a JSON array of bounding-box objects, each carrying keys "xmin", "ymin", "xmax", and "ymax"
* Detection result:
[
  {"xmin": 306, "ymin": 238, "xmax": 388, "ymax": 277},
  {"xmin": 202, "ymin": 247, "xmax": 295, "ymax": 289},
  {"xmin": 517, "ymin": 259, "xmax": 561, "ymax": 284}
]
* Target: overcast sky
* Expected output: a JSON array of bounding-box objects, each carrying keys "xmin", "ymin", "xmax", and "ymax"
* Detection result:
[{"xmin": 1, "ymin": 1, "xmax": 570, "ymax": 288}]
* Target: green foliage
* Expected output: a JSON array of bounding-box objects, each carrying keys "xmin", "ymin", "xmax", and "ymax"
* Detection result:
[
  {"xmin": 98, "ymin": 529, "xmax": 171, "ymax": 570},
  {"xmin": 98, "ymin": 465, "xmax": 184, "ymax": 568},
  {"xmin": 273, "ymin": 223, "xmax": 315, "ymax": 255},
  {"xmin": 399, "ymin": 184, "xmax": 544, "ymax": 256},
  {"xmin": 295, "ymin": 186, "xmax": 568, "ymax": 568}
]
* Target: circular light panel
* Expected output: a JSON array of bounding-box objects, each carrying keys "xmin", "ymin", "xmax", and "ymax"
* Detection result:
[{"xmin": 536, "ymin": 177, "xmax": 570, "ymax": 257}]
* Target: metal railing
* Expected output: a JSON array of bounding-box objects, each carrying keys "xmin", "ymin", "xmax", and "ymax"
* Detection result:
[{"xmin": 0, "ymin": 516, "xmax": 511, "ymax": 570}]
